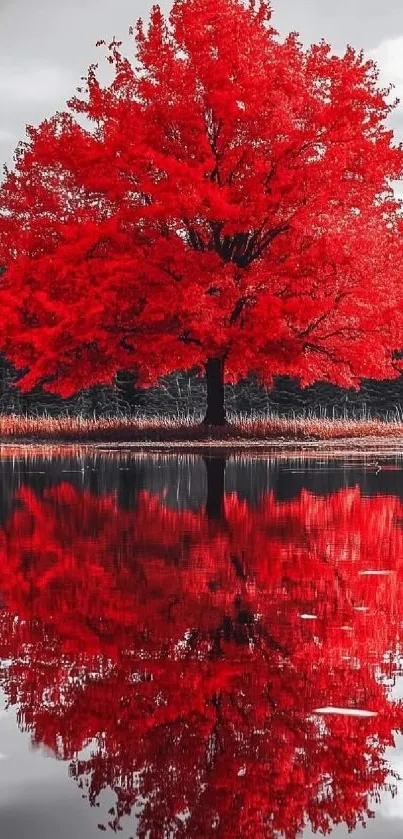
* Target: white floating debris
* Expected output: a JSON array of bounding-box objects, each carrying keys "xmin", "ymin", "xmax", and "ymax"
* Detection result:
[
  {"xmin": 354, "ymin": 606, "xmax": 369, "ymax": 612},
  {"xmin": 341, "ymin": 626, "xmax": 353, "ymax": 631},
  {"xmin": 359, "ymin": 570, "xmax": 392, "ymax": 576},
  {"xmin": 313, "ymin": 707, "xmax": 377, "ymax": 718},
  {"xmin": 299, "ymin": 614, "xmax": 317, "ymax": 620}
]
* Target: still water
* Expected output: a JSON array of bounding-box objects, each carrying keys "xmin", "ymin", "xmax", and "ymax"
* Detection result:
[{"xmin": 1, "ymin": 451, "xmax": 403, "ymax": 838}]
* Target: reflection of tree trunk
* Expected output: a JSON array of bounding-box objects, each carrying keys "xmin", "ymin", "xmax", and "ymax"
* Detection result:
[
  {"xmin": 203, "ymin": 357, "xmax": 226, "ymax": 425},
  {"xmin": 204, "ymin": 457, "xmax": 226, "ymax": 521}
]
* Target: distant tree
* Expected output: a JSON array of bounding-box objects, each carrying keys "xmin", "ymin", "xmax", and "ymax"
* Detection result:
[{"xmin": 0, "ymin": 0, "xmax": 403, "ymax": 423}]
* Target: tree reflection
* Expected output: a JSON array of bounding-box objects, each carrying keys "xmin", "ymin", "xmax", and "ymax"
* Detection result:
[{"xmin": 0, "ymin": 477, "xmax": 402, "ymax": 836}]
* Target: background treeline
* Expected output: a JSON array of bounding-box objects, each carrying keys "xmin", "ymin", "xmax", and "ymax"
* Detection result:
[{"xmin": 2, "ymin": 355, "xmax": 403, "ymax": 419}]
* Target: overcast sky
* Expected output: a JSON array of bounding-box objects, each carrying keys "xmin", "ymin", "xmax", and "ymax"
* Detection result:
[{"xmin": 1, "ymin": 0, "xmax": 403, "ymax": 169}]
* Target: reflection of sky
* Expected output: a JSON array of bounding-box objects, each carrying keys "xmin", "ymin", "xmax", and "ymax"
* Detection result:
[
  {"xmin": 382, "ymin": 740, "xmax": 403, "ymax": 820},
  {"xmin": 0, "ymin": 691, "xmax": 116, "ymax": 839},
  {"xmin": 2, "ymin": 674, "xmax": 403, "ymax": 839},
  {"xmin": 303, "ymin": 733, "xmax": 403, "ymax": 838}
]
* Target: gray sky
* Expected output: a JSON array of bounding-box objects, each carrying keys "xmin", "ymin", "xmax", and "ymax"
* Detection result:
[
  {"xmin": 0, "ymin": 694, "xmax": 117, "ymax": 839},
  {"xmin": 1, "ymin": 0, "xmax": 403, "ymax": 169}
]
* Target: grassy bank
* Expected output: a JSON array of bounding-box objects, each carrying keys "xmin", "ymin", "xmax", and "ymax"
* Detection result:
[{"xmin": 2, "ymin": 412, "xmax": 403, "ymax": 442}]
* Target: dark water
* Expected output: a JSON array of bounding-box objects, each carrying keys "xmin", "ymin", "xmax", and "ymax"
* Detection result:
[{"xmin": 1, "ymin": 453, "xmax": 403, "ymax": 838}]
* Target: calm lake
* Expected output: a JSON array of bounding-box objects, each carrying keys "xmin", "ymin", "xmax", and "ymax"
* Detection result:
[{"xmin": 1, "ymin": 451, "xmax": 403, "ymax": 838}]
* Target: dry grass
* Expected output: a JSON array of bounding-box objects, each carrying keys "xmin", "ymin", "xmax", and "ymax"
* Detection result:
[{"xmin": 2, "ymin": 411, "xmax": 403, "ymax": 442}]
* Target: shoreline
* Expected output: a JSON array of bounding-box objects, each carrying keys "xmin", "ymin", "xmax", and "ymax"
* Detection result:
[{"xmin": 2, "ymin": 434, "xmax": 403, "ymax": 459}]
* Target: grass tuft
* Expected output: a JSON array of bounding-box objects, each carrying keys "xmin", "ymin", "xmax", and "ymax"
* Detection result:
[{"xmin": 1, "ymin": 410, "xmax": 403, "ymax": 442}]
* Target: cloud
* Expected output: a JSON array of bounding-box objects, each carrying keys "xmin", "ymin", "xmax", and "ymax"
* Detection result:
[
  {"xmin": 0, "ymin": 64, "xmax": 75, "ymax": 104},
  {"xmin": 369, "ymin": 37, "xmax": 403, "ymax": 108},
  {"xmin": 0, "ymin": 129, "xmax": 15, "ymax": 143},
  {"xmin": 367, "ymin": 36, "xmax": 403, "ymax": 191}
]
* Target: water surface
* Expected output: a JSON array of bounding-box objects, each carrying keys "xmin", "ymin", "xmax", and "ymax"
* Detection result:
[{"xmin": 0, "ymin": 452, "xmax": 403, "ymax": 838}]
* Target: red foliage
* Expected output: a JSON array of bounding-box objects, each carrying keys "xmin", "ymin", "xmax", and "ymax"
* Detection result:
[
  {"xmin": 0, "ymin": 0, "xmax": 403, "ymax": 396},
  {"xmin": 0, "ymin": 482, "xmax": 402, "ymax": 836}
]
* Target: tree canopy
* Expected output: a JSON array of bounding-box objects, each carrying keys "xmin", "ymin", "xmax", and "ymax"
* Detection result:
[{"xmin": 0, "ymin": 0, "xmax": 402, "ymax": 422}]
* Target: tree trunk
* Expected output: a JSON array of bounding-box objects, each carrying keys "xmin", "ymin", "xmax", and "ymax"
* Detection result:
[
  {"xmin": 203, "ymin": 357, "xmax": 226, "ymax": 425},
  {"xmin": 204, "ymin": 456, "xmax": 227, "ymax": 521}
]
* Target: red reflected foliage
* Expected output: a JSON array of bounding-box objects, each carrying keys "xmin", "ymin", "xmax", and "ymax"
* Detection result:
[
  {"xmin": 0, "ymin": 1, "xmax": 403, "ymax": 398},
  {"xmin": 0, "ymin": 483, "xmax": 402, "ymax": 836}
]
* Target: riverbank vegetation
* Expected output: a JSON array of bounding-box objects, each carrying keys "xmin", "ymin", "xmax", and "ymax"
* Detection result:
[{"xmin": 3, "ymin": 410, "xmax": 403, "ymax": 442}]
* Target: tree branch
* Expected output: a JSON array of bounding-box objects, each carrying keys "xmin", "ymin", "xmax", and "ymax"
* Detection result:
[{"xmin": 297, "ymin": 292, "xmax": 349, "ymax": 339}]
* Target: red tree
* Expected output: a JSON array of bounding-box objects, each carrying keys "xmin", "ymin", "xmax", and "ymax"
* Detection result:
[
  {"xmin": 0, "ymin": 481, "xmax": 403, "ymax": 835},
  {"xmin": 0, "ymin": 0, "xmax": 403, "ymax": 423}
]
